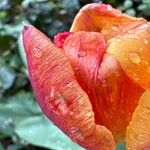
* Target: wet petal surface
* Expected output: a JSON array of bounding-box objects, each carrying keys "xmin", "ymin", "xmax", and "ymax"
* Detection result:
[
  {"xmin": 107, "ymin": 23, "xmax": 150, "ymax": 89},
  {"xmin": 23, "ymin": 26, "xmax": 115, "ymax": 150},
  {"xmin": 63, "ymin": 31, "xmax": 144, "ymax": 142},
  {"xmin": 70, "ymin": 3, "xmax": 146, "ymax": 41},
  {"xmin": 126, "ymin": 90, "xmax": 150, "ymax": 150}
]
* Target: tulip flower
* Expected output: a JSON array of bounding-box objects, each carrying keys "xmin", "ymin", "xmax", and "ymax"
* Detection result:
[{"xmin": 22, "ymin": 3, "xmax": 150, "ymax": 150}]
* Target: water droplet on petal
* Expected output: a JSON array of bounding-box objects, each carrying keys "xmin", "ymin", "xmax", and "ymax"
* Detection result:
[
  {"xmin": 139, "ymin": 47, "xmax": 143, "ymax": 51},
  {"xmin": 116, "ymin": 71, "xmax": 121, "ymax": 77},
  {"xmin": 143, "ymin": 39, "xmax": 149, "ymax": 45},
  {"xmin": 102, "ymin": 29, "xmax": 109, "ymax": 35},
  {"xmin": 75, "ymin": 131, "xmax": 84, "ymax": 140},
  {"xmin": 133, "ymin": 73, "xmax": 139, "ymax": 81},
  {"xmin": 70, "ymin": 127, "xmax": 78, "ymax": 134},
  {"xmin": 33, "ymin": 47, "xmax": 42, "ymax": 58},
  {"xmin": 88, "ymin": 67, "xmax": 95, "ymax": 74},
  {"xmin": 127, "ymin": 30, "xmax": 133, "ymax": 34},
  {"xmin": 85, "ymin": 110, "xmax": 92, "ymax": 118},
  {"xmin": 129, "ymin": 52, "xmax": 141, "ymax": 64},
  {"xmin": 102, "ymin": 80, "xmax": 107, "ymax": 88},
  {"xmin": 70, "ymin": 127, "xmax": 84, "ymax": 141},
  {"xmin": 48, "ymin": 87, "xmax": 69, "ymax": 115},
  {"xmin": 116, "ymin": 38, "xmax": 121, "ymax": 42},
  {"xmin": 50, "ymin": 86, "xmax": 55, "ymax": 99},
  {"xmin": 111, "ymin": 25, "xmax": 119, "ymax": 31},
  {"xmin": 71, "ymin": 43, "xmax": 76, "ymax": 47},
  {"xmin": 96, "ymin": 48, "xmax": 101, "ymax": 51},
  {"xmin": 78, "ymin": 50, "xmax": 87, "ymax": 57}
]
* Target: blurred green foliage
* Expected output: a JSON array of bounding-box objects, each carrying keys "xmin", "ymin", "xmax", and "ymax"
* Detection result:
[{"xmin": 0, "ymin": 0, "xmax": 150, "ymax": 150}]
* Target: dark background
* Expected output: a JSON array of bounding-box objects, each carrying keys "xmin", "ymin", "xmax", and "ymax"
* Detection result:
[{"xmin": 0, "ymin": 0, "xmax": 150, "ymax": 150}]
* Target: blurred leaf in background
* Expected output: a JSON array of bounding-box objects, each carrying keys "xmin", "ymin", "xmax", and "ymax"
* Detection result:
[{"xmin": 0, "ymin": 0, "xmax": 149, "ymax": 150}]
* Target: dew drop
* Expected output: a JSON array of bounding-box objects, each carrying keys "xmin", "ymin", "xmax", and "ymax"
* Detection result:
[
  {"xmin": 111, "ymin": 25, "xmax": 119, "ymax": 31},
  {"xmin": 133, "ymin": 73, "xmax": 139, "ymax": 81},
  {"xmin": 57, "ymin": 103, "xmax": 68, "ymax": 115},
  {"xmin": 102, "ymin": 29, "xmax": 109, "ymax": 35},
  {"xmin": 70, "ymin": 127, "xmax": 78, "ymax": 134},
  {"xmin": 78, "ymin": 50, "xmax": 87, "ymax": 57},
  {"xmin": 50, "ymin": 86, "xmax": 55, "ymax": 99},
  {"xmin": 129, "ymin": 52, "xmax": 141, "ymax": 64},
  {"xmin": 70, "ymin": 127, "xmax": 84, "ymax": 141},
  {"xmin": 71, "ymin": 43, "xmax": 76, "ymax": 47},
  {"xmin": 79, "ymin": 98, "xmax": 85, "ymax": 105},
  {"xmin": 102, "ymin": 80, "xmax": 107, "ymax": 88},
  {"xmin": 115, "ymin": 71, "xmax": 121, "ymax": 77},
  {"xmin": 116, "ymin": 38, "xmax": 121, "ymax": 42},
  {"xmin": 96, "ymin": 48, "xmax": 101, "ymax": 51},
  {"xmin": 143, "ymin": 39, "xmax": 149, "ymax": 45},
  {"xmin": 33, "ymin": 47, "xmax": 42, "ymax": 58},
  {"xmin": 85, "ymin": 110, "xmax": 92, "ymax": 118},
  {"xmin": 75, "ymin": 131, "xmax": 84, "ymax": 140},
  {"xmin": 127, "ymin": 30, "xmax": 133, "ymax": 34},
  {"xmin": 88, "ymin": 67, "xmax": 95, "ymax": 74},
  {"xmin": 139, "ymin": 47, "xmax": 143, "ymax": 51}
]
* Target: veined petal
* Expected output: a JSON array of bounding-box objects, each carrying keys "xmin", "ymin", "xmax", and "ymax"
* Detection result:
[
  {"xmin": 70, "ymin": 3, "xmax": 146, "ymax": 41},
  {"xmin": 22, "ymin": 25, "xmax": 115, "ymax": 150},
  {"xmin": 63, "ymin": 31, "xmax": 144, "ymax": 142},
  {"xmin": 126, "ymin": 90, "xmax": 150, "ymax": 150},
  {"xmin": 107, "ymin": 23, "xmax": 150, "ymax": 89}
]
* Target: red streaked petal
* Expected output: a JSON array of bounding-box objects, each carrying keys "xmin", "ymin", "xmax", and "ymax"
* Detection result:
[
  {"xmin": 63, "ymin": 31, "xmax": 144, "ymax": 142},
  {"xmin": 126, "ymin": 90, "xmax": 150, "ymax": 150},
  {"xmin": 70, "ymin": 3, "xmax": 146, "ymax": 41},
  {"xmin": 23, "ymin": 25, "xmax": 115, "ymax": 150},
  {"xmin": 54, "ymin": 32, "xmax": 73, "ymax": 48},
  {"xmin": 107, "ymin": 23, "xmax": 150, "ymax": 89}
]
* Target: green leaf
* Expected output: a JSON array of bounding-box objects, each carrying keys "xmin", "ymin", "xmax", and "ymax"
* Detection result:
[
  {"xmin": 0, "ymin": 92, "xmax": 84, "ymax": 150},
  {"xmin": 0, "ymin": 92, "xmax": 41, "ymax": 121},
  {"xmin": 0, "ymin": 92, "xmax": 41, "ymax": 136},
  {"xmin": 15, "ymin": 116, "xmax": 84, "ymax": 150}
]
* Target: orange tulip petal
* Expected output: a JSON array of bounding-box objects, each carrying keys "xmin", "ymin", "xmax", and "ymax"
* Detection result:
[
  {"xmin": 126, "ymin": 90, "xmax": 150, "ymax": 150},
  {"xmin": 70, "ymin": 3, "xmax": 146, "ymax": 41},
  {"xmin": 107, "ymin": 23, "xmax": 150, "ymax": 89},
  {"xmin": 23, "ymin": 25, "xmax": 115, "ymax": 150},
  {"xmin": 63, "ymin": 31, "xmax": 144, "ymax": 142}
]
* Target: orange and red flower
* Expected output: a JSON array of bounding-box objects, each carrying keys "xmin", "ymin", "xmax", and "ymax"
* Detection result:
[{"xmin": 23, "ymin": 3, "xmax": 150, "ymax": 150}]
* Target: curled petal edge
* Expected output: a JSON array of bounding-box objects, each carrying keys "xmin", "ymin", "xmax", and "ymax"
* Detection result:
[{"xmin": 70, "ymin": 3, "xmax": 146, "ymax": 41}]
